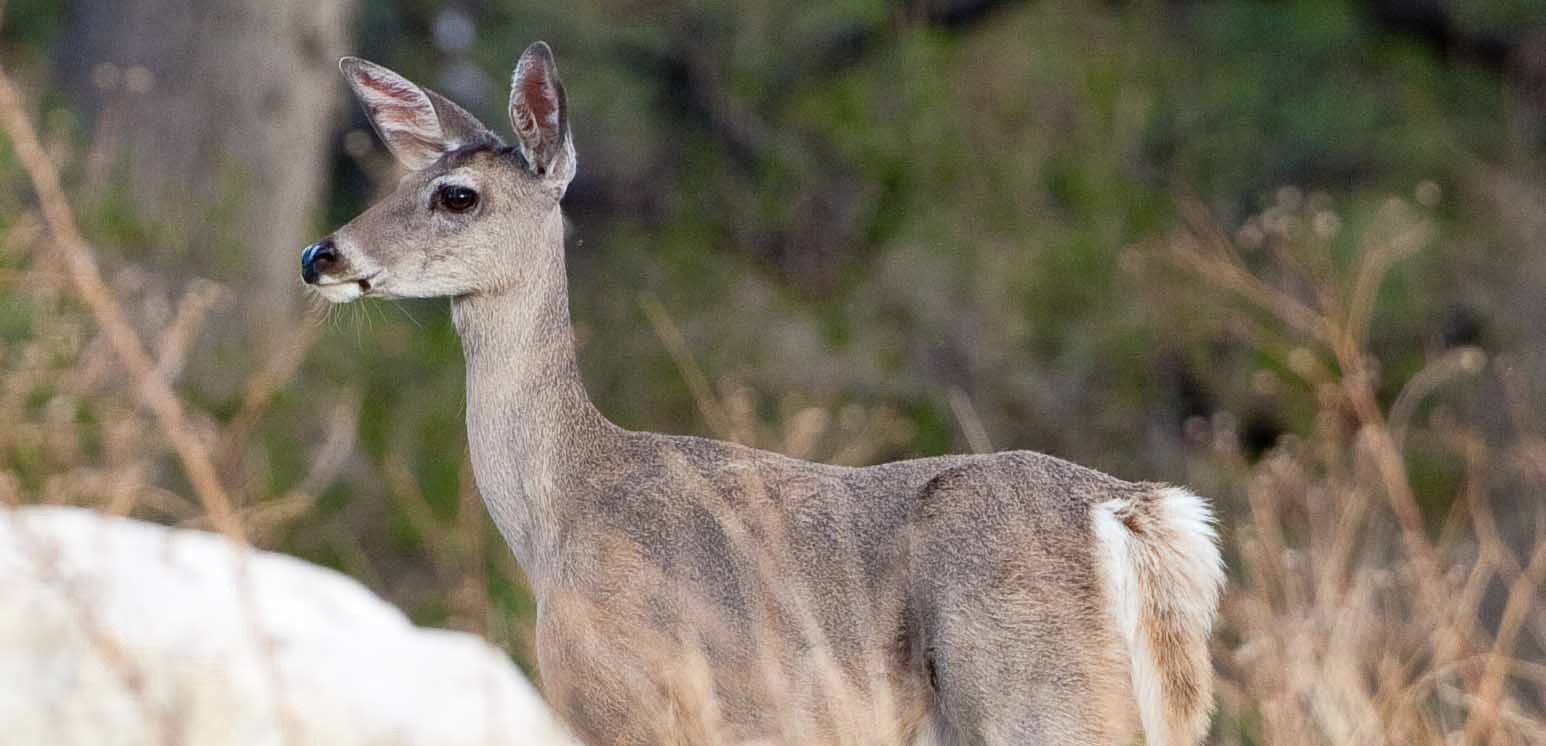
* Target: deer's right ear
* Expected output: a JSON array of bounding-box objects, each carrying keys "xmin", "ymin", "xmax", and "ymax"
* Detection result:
[{"xmin": 340, "ymin": 57, "xmax": 490, "ymax": 171}]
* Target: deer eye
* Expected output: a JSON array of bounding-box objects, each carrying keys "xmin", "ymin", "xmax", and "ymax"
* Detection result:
[{"xmin": 437, "ymin": 185, "xmax": 479, "ymax": 212}]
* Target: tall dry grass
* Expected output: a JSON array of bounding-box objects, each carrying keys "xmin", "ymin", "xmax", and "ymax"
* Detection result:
[
  {"xmin": 2, "ymin": 42, "xmax": 1543, "ymax": 745},
  {"xmin": 1155, "ymin": 191, "xmax": 1546, "ymax": 746},
  {"xmin": 0, "ymin": 58, "xmax": 346, "ymax": 744},
  {"xmin": 623, "ymin": 188, "xmax": 1546, "ymax": 745}
]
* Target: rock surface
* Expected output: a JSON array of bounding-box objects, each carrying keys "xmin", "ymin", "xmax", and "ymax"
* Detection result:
[{"xmin": 0, "ymin": 505, "xmax": 579, "ymax": 746}]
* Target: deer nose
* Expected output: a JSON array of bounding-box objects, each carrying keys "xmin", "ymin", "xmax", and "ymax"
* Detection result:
[{"xmin": 300, "ymin": 239, "xmax": 339, "ymax": 284}]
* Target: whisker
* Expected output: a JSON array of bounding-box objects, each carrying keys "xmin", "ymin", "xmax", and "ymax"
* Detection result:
[
  {"xmin": 388, "ymin": 300, "xmax": 424, "ymax": 331},
  {"xmin": 351, "ymin": 303, "xmax": 366, "ymax": 350}
]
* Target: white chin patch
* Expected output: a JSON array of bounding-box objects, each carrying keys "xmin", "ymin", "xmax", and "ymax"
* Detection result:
[{"xmin": 314, "ymin": 281, "xmax": 365, "ymax": 304}]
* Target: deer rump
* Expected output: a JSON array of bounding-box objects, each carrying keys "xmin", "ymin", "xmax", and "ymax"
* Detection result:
[{"xmin": 904, "ymin": 455, "xmax": 1222, "ymax": 746}]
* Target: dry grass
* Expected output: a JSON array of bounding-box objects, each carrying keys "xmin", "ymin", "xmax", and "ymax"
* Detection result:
[
  {"xmin": 1157, "ymin": 191, "xmax": 1546, "ymax": 746},
  {"xmin": 0, "ymin": 56, "xmax": 325, "ymax": 746},
  {"xmin": 621, "ymin": 189, "xmax": 1546, "ymax": 745},
  {"xmin": 1, "ymin": 45, "xmax": 1542, "ymax": 746}
]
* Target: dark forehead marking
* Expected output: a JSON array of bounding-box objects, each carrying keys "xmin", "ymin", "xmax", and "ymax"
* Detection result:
[{"xmin": 432, "ymin": 143, "xmax": 530, "ymax": 175}]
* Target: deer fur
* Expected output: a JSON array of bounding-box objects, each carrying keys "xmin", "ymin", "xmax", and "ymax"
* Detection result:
[{"xmin": 304, "ymin": 42, "xmax": 1225, "ymax": 746}]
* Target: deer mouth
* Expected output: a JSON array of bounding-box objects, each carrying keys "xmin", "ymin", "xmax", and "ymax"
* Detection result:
[{"xmin": 311, "ymin": 272, "xmax": 380, "ymax": 303}]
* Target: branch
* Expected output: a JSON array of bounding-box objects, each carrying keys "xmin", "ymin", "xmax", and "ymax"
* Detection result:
[{"xmin": 0, "ymin": 66, "xmax": 244, "ymax": 541}]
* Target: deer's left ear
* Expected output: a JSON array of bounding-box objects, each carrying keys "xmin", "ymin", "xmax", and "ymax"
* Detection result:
[{"xmin": 509, "ymin": 42, "xmax": 576, "ymax": 189}]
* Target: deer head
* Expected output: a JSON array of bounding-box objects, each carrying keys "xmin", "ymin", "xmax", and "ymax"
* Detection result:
[{"xmin": 301, "ymin": 42, "xmax": 575, "ymax": 303}]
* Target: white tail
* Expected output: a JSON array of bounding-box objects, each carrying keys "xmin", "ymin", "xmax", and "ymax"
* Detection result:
[{"xmin": 1094, "ymin": 486, "xmax": 1225, "ymax": 746}]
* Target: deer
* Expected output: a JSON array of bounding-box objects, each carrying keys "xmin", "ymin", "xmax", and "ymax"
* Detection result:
[{"xmin": 302, "ymin": 42, "xmax": 1225, "ymax": 746}]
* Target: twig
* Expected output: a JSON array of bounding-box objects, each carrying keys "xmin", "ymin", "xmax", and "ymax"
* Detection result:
[
  {"xmin": 1172, "ymin": 200, "xmax": 1329, "ymax": 342},
  {"xmin": 946, "ymin": 386, "xmax": 994, "ymax": 454},
  {"xmin": 153, "ymin": 279, "xmax": 228, "ymax": 386},
  {"xmin": 0, "ymin": 65, "xmax": 243, "ymax": 541},
  {"xmin": 640, "ymin": 294, "xmax": 734, "ymax": 439},
  {"xmin": 1462, "ymin": 525, "xmax": 1546, "ymax": 745},
  {"xmin": 1388, "ymin": 347, "xmax": 1487, "ymax": 447},
  {"xmin": 217, "ymin": 322, "xmax": 324, "ymax": 473}
]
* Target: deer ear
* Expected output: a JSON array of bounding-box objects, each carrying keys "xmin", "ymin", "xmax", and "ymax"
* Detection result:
[
  {"xmin": 340, "ymin": 57, "xmax": 494, "ymax": 171},
  {"xmin": 508, "ymin": 42, "xmax": 575, "ymax": 186}
]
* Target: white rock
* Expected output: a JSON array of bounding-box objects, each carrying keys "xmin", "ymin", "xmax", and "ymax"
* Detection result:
[{"xmin": 0, "ymin": 505, "xmax": 579, "ymax": 746}]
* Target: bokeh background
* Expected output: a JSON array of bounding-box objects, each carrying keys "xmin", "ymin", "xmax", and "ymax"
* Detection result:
[{"xmin": 3, "ymin": 1, "xmax": 1546, "ymax": 743}]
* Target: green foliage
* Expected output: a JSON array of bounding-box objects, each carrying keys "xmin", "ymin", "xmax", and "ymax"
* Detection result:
[{"xmin": 4, "ymin": 0, "xmax": 1543, "ymax": 692}]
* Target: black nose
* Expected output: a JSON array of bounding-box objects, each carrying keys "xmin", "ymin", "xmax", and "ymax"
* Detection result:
[{"xmin": 300, "ymin": 239, "xmax": 339, "ymax": 284}]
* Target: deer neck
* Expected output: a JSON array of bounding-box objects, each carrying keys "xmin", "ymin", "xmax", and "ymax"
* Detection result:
[{"xmin": 450, "ymin": 214, "xmax": 614, "ymax": 584}]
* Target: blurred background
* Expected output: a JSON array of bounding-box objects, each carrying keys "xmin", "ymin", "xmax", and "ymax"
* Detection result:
[{"xmin": 3, "ymin": 1, "xmax": 1546, "ymax": 743}]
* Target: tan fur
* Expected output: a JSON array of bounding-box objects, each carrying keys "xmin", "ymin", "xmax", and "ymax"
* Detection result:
[{"xmin": 307, "ymin": 43, "xmax": 1225, "ymax": 746}]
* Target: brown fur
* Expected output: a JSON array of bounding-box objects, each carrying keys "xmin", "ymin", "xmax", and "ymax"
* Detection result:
[{"xmin": 307, "ymin": 43, "xmax": 1224, "ymax": 745}]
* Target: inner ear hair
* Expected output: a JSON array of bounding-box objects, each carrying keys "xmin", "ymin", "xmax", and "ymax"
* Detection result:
[
  {"xmin": 509, "ymin": 42, "xmax": 569, "ymax": 177},
  {"xmin": 424, "ymin": 88, "xmax": 501, "ymax": 151}
]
